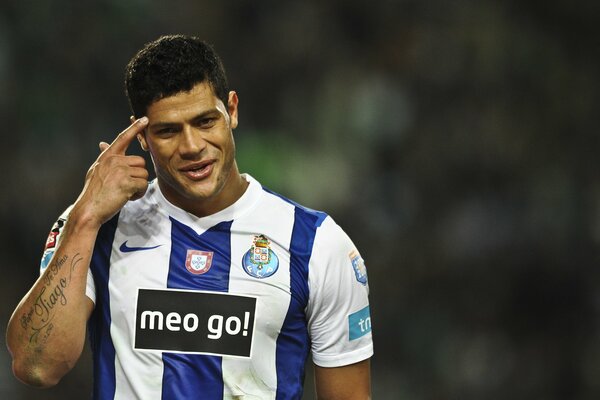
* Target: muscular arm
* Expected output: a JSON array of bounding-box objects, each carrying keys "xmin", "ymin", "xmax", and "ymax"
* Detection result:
[
  {"xmin": 6, "ymin": 215, "xmax": 98, "ymax": 387},
  {"xmin": 314, "ymin": 359, "xmax": 371, "ymax": 400},
  {"xmin": 5, "ymin": 117, "xmax": 149, "ymax": 387}
]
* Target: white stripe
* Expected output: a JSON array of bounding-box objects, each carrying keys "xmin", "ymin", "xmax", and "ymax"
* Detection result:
[
  {"xmin": 222, "ymin": 191, "xmax": 296, "ymax": 398},
  {"xmin": 110, "ymin": 192, "xmax": 172, "ymax": 399}
]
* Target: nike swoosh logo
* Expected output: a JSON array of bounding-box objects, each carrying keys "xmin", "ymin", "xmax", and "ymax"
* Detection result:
[{"xmin": 119, "ymin": 241, "xmax": 162, "ymax": 253}]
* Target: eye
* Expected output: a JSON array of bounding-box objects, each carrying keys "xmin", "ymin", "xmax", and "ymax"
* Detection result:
[
  {"xmin": 155, "ymin": 127, "xmax": 177, "ymax": 135},
  {"xmin": 197, "ymin": 118, "xmax": 217, "ymax": 129}
]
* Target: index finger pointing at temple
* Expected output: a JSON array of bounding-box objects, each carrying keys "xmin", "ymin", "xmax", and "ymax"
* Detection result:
[{"xmin": 104, "ymin": 117, "xmax": 149, "ymax": 155}]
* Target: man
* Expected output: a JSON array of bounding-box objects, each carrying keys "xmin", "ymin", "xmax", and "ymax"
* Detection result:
[{"xmin": 7, "ymin": 35, "xmax": 373, "ymax": 399}]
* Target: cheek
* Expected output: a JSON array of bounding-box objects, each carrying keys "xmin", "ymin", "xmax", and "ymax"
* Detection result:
[{"xmin": 149, "ymin": 142, "xmax": 177, "ymax": 164}]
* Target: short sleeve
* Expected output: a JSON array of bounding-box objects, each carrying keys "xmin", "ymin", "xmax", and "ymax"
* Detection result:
[
  {"xmin": 306, "ymin": 216, "xmax": 373, "ymax": 367},
  {"xmin": 40, "ymin": 205, "xmax": 97, "ymax": 304}
]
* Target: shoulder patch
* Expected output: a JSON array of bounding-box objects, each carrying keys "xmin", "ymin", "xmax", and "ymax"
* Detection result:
[
  {"xmin": 349, "ymin": 250, "xmax": 368, "ymax": 285},
  {"xmin": 40, "ymin": 217, "xmax": 67, "ymax": 272},
  {"xmin": 44, "ymin": 218, "xmax": 65, "ymax": 251}
]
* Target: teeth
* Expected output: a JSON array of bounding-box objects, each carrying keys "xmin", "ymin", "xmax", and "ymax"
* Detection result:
[{"xmin": 182, "ymin": 163, "xmax": 211, "ymax": 174}]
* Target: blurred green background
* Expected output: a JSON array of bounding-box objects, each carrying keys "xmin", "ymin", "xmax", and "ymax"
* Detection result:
[{"xmin": 1, "ymin": 0, "xmax": 599, "ymax": 399}]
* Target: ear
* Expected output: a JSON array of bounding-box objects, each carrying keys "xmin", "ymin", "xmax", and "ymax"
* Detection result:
[
  {"xmin": 138, "ymin": 134, "xmax": 149, "ymax": 151},
  {"xmin": 227, "ymin": 91, "xmax": 239, "ymax": 129}
]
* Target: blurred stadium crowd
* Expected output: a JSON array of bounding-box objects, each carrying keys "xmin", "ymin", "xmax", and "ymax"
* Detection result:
[{"xmin": 0, "ymin": 0, "xmax": 599, "ymax": 399}]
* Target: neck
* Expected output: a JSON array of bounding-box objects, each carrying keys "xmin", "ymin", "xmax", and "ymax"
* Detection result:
[
  {"xmin": 158, "ymin": 167, "xmax": 249, "ymax": 219},
  {"xmin": 193, "ymin": 170, "xmax": 248, "ymax": 217}
]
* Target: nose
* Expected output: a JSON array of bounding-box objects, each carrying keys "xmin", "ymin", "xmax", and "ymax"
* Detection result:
[{"xmin": 179, "ymin": 125, "xmax": 207, "ymax": 159}]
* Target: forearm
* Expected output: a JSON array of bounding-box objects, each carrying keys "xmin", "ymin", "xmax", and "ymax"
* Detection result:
[
  {"xmin": 314, "ymin": 359, "xmax": 372, "ymax": 400},
  {"xmin": 6, "ymin": 117, "xmax": 149, "ymax": 387},
  {"xmin": 6, "ymin": 212, "xmax": 99, "ymax": 387}
]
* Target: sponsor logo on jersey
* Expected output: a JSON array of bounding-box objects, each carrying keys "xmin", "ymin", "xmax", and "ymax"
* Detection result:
[
  {"xmin": 134, "ymin": 288, "xmax": 256, "ymax": 358},
  {"xmin": 349, "ymin": 250, "xmax": 368, "ymax": 285},
  {"xmin": 185, "ymin": 250, "xmax": 214, "ymax": 274},
  {"xmin": 348, "ymin": 305, "xmax": 372, "ymax": 340},
  {"xmin": 119, "ymin": 241, "xmax": 163, "ymax": 253},
  {"xmin": 242, "ymin": 234, "xmax": 279, "ymax": 279}
]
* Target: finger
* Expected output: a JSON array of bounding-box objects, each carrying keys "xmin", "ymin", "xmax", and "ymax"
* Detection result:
[
  {"xmin": 104, "ymin": 117, "xmax": 148, "ymax": 156},
  {"xmin": 129, "ymin": 166, "xmax": 149, "ymax": 180},
  {"xmin": 125, "ymin": 155, "xmax": 146, "ymax": 168},
  {"xmin": 98, "ymin": 142, "xmax": 110, "ymax": 152}
]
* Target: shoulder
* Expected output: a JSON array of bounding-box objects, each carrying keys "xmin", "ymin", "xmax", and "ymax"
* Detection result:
[
  {"xmin": 313, "ymin": 216, "xmax": 354, "ymax": 252},
  {"xmin": 256, "ymin": 180, "xmax": 358, "ymax": 257},
  {"xmin": 259, "ymin": 184, "xmax": 329, "ymax": 229}
]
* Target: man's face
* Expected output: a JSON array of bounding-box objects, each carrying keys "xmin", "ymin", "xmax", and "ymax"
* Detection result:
[{"xmin": 140, "ymin": 81, "xmax": 241, "ymax": 216}]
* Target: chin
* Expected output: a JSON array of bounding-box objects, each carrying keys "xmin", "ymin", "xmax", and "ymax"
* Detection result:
[{"xmin": 179, "ymin": 185, "xmax": 215, "ymax": 200}]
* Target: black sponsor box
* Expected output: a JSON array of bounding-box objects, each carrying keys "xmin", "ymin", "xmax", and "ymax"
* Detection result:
[{"xmin": 135, "ymin": 288, "xmax": 256, "ymax": 358}]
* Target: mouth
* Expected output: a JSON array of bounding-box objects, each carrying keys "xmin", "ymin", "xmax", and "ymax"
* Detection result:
[{"xmin": 179, "ymin": 160, "xmax": 215, "ymax": 180}]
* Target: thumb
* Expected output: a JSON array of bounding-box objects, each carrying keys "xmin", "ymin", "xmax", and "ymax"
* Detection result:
[{"xmin": 98, "ymin": 141, "xmax": 110, "ymax": 153}]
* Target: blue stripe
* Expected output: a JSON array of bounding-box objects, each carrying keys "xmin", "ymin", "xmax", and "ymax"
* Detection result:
[
  {"xmin": 161, "ymin": 217, "xmax": 232, "ymax": 400},
  {"xmin": 88, "ymin": 214, "xmax": 119, "ymax": 400},
  {"xmin": 275, "ymin": 205, "xmax": 327, "ymax": 400}
]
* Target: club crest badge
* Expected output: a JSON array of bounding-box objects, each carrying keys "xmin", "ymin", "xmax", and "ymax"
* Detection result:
[
  {"xmin": 349, "ymin": 250, "xmax": 368, "ymax": 285},
  {"xmin": 185, "ymin": 250, "xmax": 214, "ymax": 275},
  {"xmin": 242, "ymin": 234, "xmax": 279, "ymax": 279}
]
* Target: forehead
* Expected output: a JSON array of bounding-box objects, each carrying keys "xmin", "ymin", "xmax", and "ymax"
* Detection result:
[{"xmin": 146, "ymin": 81, "xmax": 225, "ymax": 121}]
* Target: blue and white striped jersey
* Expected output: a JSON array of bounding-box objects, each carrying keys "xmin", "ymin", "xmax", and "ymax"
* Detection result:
[{"xmin": 41, "ymin": 174, "xmax": 373, "ymax": 399}]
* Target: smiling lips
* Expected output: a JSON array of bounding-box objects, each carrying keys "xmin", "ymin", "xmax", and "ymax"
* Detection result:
[{"xmin": 179, "ymin": 160, "xmax": 214, "ymax": 180}]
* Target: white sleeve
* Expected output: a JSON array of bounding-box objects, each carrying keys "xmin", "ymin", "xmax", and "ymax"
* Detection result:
[
  {"xmin": 306, "ymin": 216, "xmax": 373, "ymax": 367},
  {"xmin": 85, "ymin": 268, "xmax": 97, "ymax": 304},
  {"xmin": 40, "ymin": 205, "xmax": 97, "ymax": 304}
]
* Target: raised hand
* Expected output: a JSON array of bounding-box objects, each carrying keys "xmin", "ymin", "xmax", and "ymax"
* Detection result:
[{"xmin": 74, "ymin": 117, "xmax": 150, "ymax": 228}]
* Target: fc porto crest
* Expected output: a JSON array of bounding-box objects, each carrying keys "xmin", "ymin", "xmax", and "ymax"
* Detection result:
[
  {"xmin": 185, "ymin": 250, "xmax": 214, "ymax": 275},
  {"xmin": 349, "ymin": 250, "xmax": 368, "ymax": 285},
  {"xmin": 242, "ymin": 234, "xmax": 279, "ymax": 279}
]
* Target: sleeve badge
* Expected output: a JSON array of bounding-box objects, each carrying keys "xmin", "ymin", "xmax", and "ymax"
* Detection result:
[{"xmin": 349, "ymin": 250, "xmax": 368, "ymax": 285}]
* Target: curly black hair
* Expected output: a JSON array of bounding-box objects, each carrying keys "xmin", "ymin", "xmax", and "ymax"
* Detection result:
[{"xmin": 125, "ymin": 35, "xmax": 229, "ymax": 118}]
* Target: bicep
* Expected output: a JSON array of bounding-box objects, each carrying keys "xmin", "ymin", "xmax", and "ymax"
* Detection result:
[{"xmin": 314, "ymin": 359, "xmax": 371, "ymax": 400}]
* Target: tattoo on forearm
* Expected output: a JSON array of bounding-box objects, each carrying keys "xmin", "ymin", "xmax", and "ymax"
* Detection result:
[{"xmin": 19, "ymin": 253, "xmax": 84, "ymax": 344}]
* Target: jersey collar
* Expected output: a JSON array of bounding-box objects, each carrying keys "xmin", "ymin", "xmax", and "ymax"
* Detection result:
[{"xmin": 151, "ymin": 173, "xmax": 262, "ymax": 233}]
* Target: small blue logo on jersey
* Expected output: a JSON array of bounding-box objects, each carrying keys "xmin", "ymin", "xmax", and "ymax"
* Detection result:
[
  {"xmin": 242, "ymin": 234, "xmax": 279, "ymax": 279},
  {"xmin": 348, "ymin": 306, "xmax": 372, "ymax": 341},
  {"xmin": 40, "ymin": 250, "xmax": 54, "ymax": 272},
  {"xmin": 119, "ymin": 241, "xmax": 162, "ymax": 253},
  {"xmin": 349, "ymin": 250, "xmax": 368, "ymax": 285}
]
